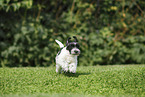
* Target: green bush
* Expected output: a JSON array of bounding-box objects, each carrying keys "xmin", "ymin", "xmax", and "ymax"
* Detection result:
[{"xmin": 0, "ymin": 0, "xmax": 145, "ymax": 67}]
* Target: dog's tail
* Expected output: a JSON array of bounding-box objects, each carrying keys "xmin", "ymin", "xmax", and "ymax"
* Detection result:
[{"xmin": 55, "ymin": 40, "xmax": 64, "ymax": 48}]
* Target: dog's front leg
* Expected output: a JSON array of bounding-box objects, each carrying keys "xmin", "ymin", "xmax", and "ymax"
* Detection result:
[
  {"xmin": 69, "ymin": 63, "xmax": 77, "ymax": 73},
  {"xmin": 61, "ymin": 62, "xmax": 69, "ymax": 73}
]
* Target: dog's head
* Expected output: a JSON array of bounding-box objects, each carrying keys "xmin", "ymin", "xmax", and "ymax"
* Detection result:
[{"xmin": 66, "ymin": 36, "xmax": 80, "ymax": 55}]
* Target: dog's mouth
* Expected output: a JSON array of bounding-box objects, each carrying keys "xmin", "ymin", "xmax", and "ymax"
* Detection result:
[
  {"xmin": 72, "ymin": 53, "xmax": 80, "ymax": 55},
  {"xmin": 71, "ymin": 50, "xmax": 80, "ymax": 55}
]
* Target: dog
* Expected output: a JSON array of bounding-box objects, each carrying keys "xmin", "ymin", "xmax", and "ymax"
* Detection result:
[{"xmin": 55, "ymin": 36, "xmax": 80, "ymax": 74}]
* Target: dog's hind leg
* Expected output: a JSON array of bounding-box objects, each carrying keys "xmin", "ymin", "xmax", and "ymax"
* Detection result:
[{"xmin": 56, "ymin": 64, "xmax": 61, "ymax": 73}]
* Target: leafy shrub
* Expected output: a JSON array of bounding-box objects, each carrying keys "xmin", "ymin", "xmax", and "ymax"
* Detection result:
[{"xmin": 0, "ymin": 0, "xmax": 145, "ymax": 67}]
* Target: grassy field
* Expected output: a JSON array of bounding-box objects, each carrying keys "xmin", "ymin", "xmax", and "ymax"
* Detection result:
[{"xmin": 0, "ymin": 65, "xmax": 145, "ymax": 97}]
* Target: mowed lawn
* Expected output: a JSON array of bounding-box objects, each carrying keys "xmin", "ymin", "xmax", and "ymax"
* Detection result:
[{"xmin": 0, "ymin": 65, "xmax": 145, "ymax": 97}]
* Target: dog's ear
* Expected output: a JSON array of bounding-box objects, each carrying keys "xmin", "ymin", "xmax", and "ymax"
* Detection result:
[
  {"xmin": 73, "ymin": 36, "xmax": 78, "ymax": 42},
  {"xmin": 66, "ymin": 37, "xmax": 71, "ymax": 45}
]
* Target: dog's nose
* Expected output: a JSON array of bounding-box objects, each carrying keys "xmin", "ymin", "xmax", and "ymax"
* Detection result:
[{"xmin": 74, "ymin": 50, "xmax": 78, "ymax": 53}]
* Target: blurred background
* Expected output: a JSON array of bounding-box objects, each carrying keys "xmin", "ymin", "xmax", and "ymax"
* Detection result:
[{"xmin": 0, "ymin": 0, "xmax": 145, "ymax": 67}]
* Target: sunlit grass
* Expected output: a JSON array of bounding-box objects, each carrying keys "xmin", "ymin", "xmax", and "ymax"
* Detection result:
[{"xmin": 0, "ymin": 65, "xmax": 145, "ymax": 97}]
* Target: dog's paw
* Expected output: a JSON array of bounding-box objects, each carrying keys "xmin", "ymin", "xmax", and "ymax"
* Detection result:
[
  {"xmin": 69, "ymin": 70, "xmax": 76, "ymax": 74},
  {"xmin": 63, "ymin": 68, "xmax": 69, "ymax": 73}
]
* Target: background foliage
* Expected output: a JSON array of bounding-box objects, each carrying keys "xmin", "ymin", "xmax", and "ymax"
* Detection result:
[{"xmin": 0, "ymin": 0, "xmax": 145, "ymax": 67}]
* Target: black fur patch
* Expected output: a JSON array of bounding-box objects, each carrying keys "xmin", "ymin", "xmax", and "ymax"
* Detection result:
[{"xmin": 66, "ymin": 42, "xmax": 80, "ymax": 54}]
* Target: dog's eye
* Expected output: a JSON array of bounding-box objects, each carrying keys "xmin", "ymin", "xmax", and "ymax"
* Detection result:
[
  {"xmin": 76, "ymin": 44, "xmax": 79, "ymax": 48},
  {"xmin": 71, "ymin": 44, "xmax": 75, "ymax": 47}
]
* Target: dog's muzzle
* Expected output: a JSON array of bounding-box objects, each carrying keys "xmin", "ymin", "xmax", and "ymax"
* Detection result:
[{"xmin": 71, "ymin": 48, "xmax": 80, "ymax": 55}]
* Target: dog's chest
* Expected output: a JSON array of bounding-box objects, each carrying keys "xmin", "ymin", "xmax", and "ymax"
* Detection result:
[
  {"xmin": 65, "ymin": 54, "xmax": 76, "ymax": 63},
  {"xmin": 57, "ymin": 47, "xmax": 77, "ymax": 63}
]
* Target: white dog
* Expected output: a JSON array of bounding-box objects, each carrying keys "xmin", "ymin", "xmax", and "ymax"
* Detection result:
[{"xmin": 55, "ymin": 36, "xmax": 80, "ymax": 74}]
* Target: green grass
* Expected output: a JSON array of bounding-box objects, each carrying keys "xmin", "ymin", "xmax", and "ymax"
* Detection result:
[{"xmin": 0, "ymin": 65, "xmax": 145, "ymax": 97}]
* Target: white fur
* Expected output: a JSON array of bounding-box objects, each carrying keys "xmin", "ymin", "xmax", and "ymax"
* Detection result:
[
  {"xmin": 55, "ymin": 40, "xmax": 64, "ymax": 48},
  {"xmin": 55, "ymin": 40, "xmax": 79, "ymax": 73}
]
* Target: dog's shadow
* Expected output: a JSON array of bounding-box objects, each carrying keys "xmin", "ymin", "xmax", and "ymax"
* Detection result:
[{"xmin": 63, "ymin": 72, "xmax": 90, "ymax": 77}]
